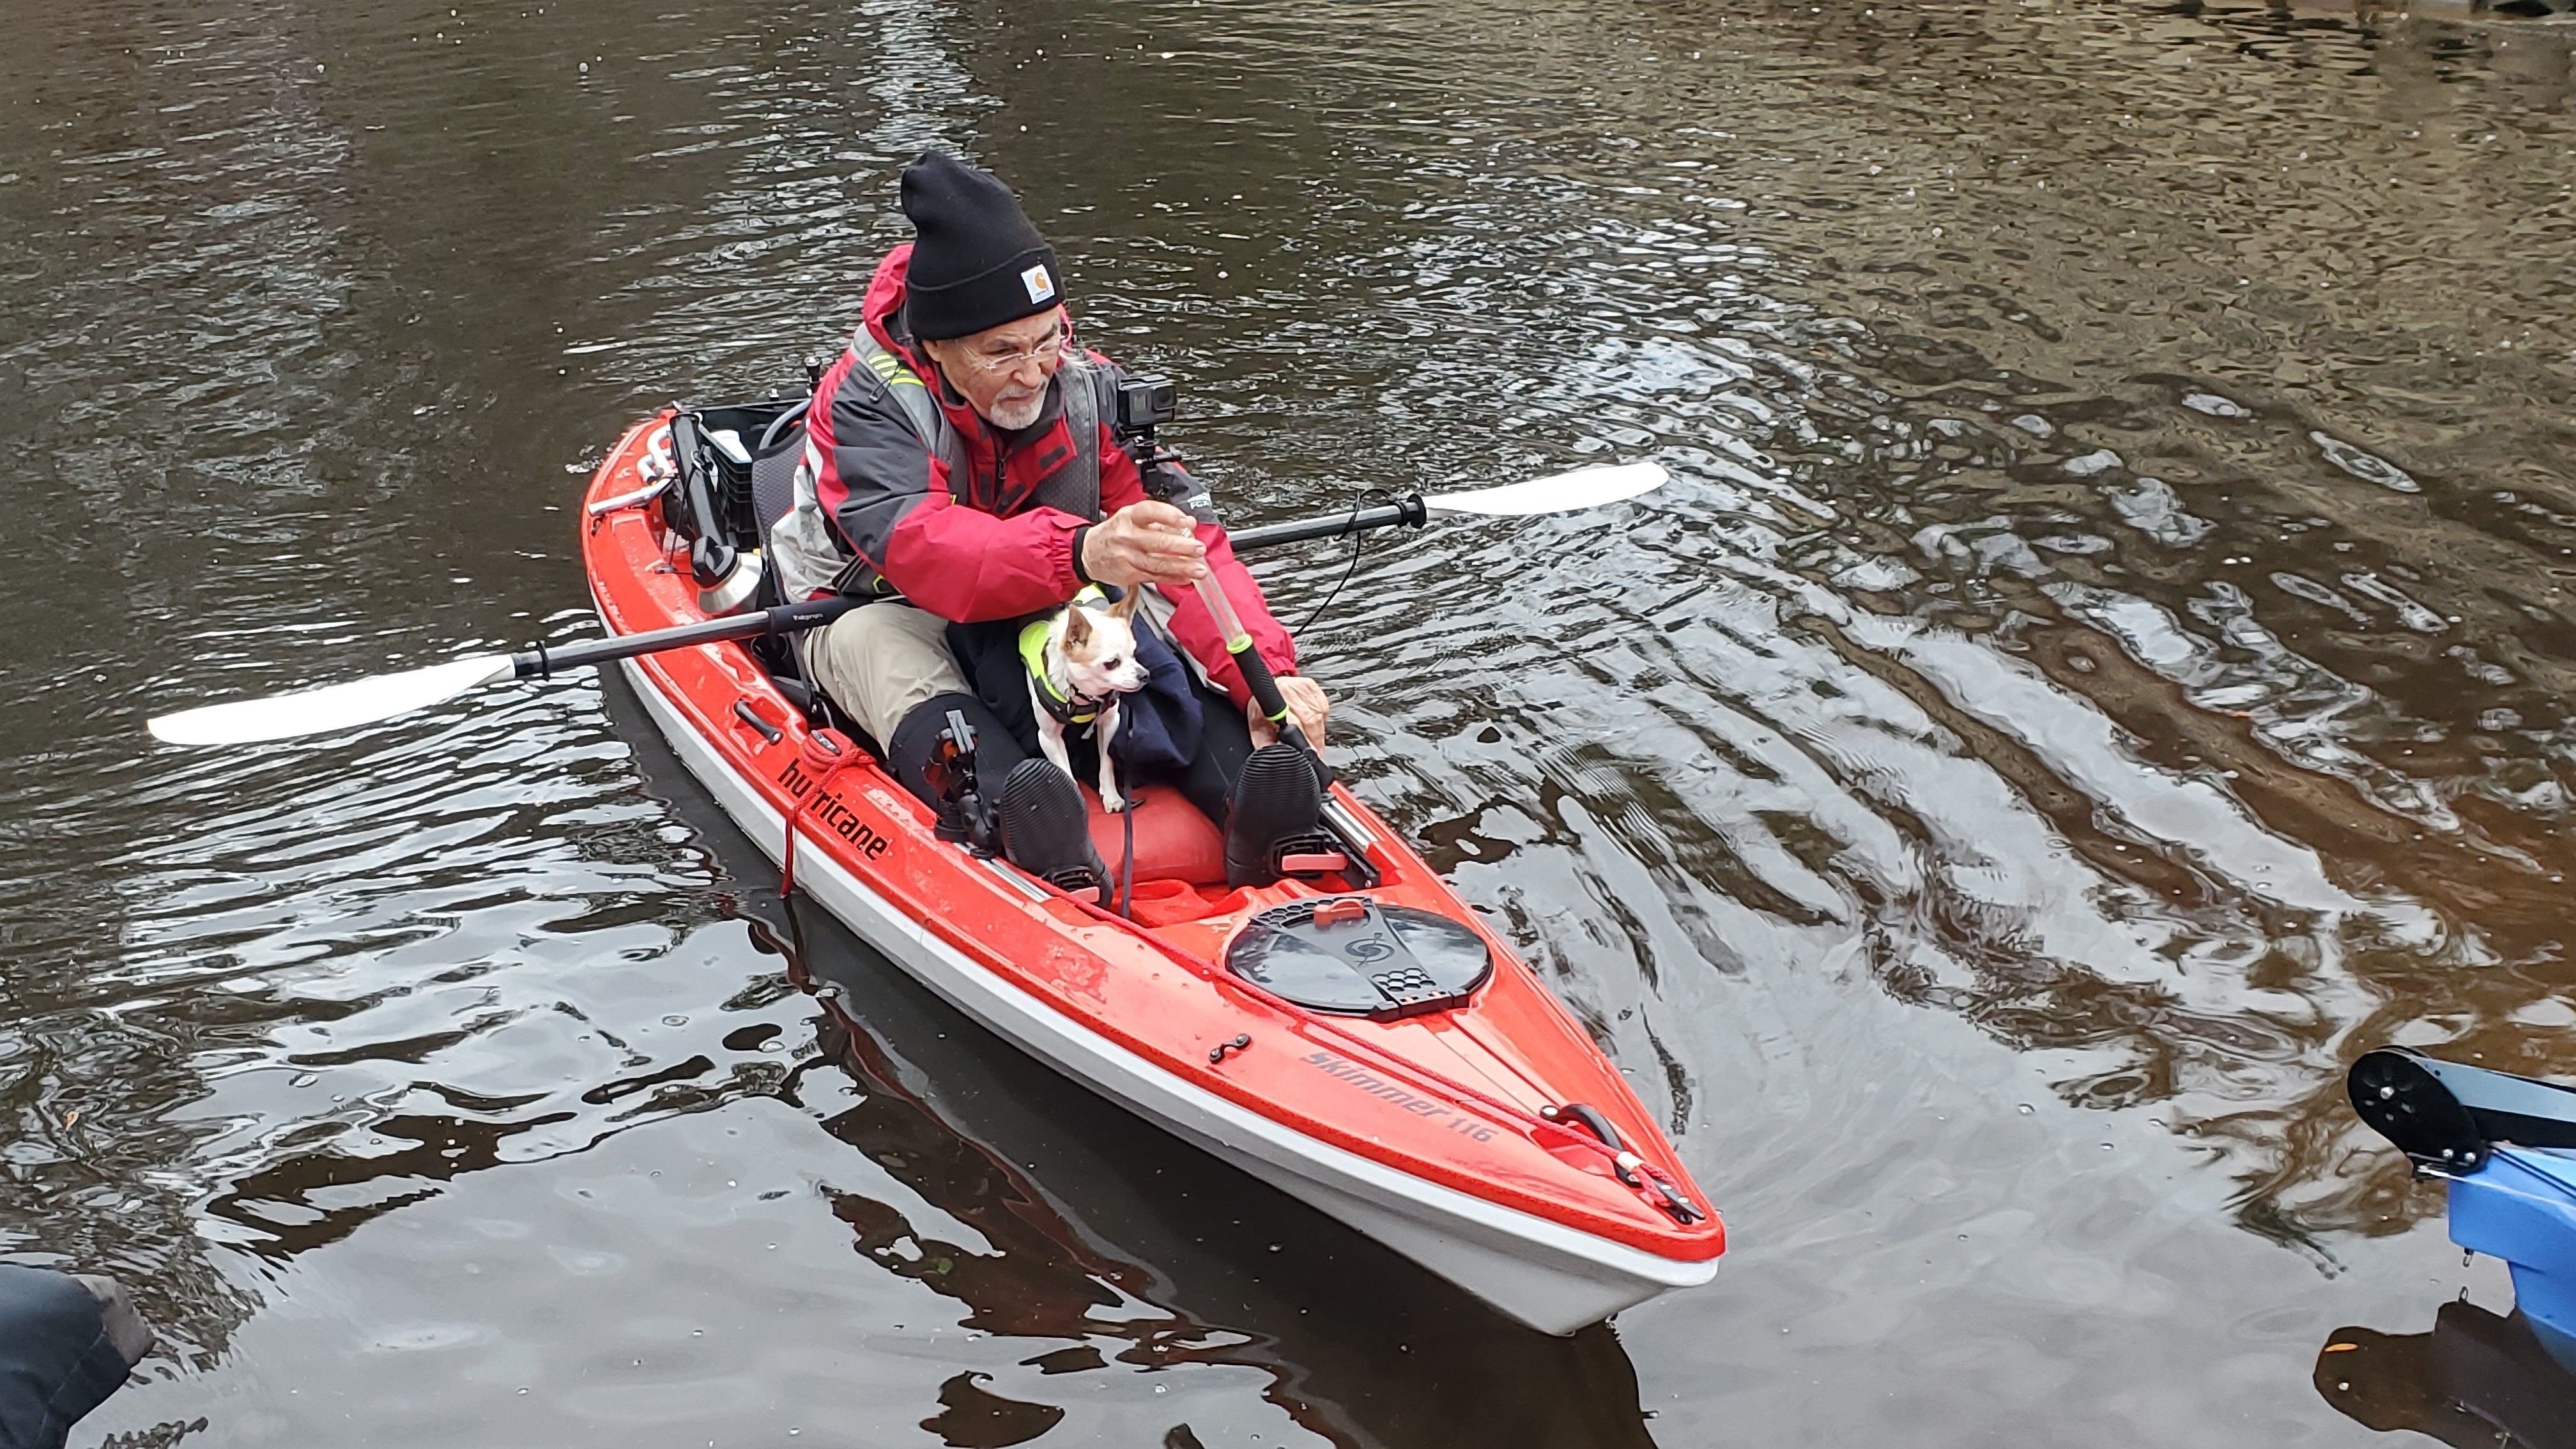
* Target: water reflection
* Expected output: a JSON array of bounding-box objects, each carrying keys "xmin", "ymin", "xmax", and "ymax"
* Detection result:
[
  {"xmin": 788, "ymin": 925, "xmax": 1662, "ymax": 1449},
  {"xmin": 2317, "ymin": 1300, "xmax": 2576, "ymax": 1449},
  {"xmin": 6, "ymin": 0, "xmax": 2576, "ymax": 1442}
]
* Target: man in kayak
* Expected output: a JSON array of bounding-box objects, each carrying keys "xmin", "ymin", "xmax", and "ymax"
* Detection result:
[{"xmin": 769, "ymin": 150, "xmax": 1331, "ymax": 894}]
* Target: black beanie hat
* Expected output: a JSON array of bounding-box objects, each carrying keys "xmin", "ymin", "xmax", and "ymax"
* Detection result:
[{"xmin": 899, "ymin": 151, "xmax": 1062, "ymax": 342}]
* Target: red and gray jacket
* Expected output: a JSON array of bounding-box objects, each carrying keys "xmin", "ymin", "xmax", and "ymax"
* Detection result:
[{"xmin": 767, "ymin": 244, "xmax": 1297, "ymax": 710}]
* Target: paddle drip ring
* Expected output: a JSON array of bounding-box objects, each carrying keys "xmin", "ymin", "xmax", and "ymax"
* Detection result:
[{"xmin": 781, "ymin": 727, "xmax": 864, "ymax": 901}]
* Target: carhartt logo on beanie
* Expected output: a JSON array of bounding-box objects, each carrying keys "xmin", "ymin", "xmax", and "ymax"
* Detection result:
[{"xmin": 900, "ymin": 151, "xmax": 1062, "ymax": 341}]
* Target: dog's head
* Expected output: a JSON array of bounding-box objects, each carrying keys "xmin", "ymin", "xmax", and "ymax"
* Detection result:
[{"xmin": 1057, "ymin": 589, "xmax": 1149, "ymax": 699}]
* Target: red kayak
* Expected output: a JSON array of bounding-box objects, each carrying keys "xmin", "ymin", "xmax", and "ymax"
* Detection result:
[{"xmin": 579, "ymin": 406, "xmax": 1723, "ymax": 1332}]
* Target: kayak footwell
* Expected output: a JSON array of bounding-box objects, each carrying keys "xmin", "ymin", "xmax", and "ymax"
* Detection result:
[{"xmin": 1081, "ymin": 786, "xmax": 1227, "ymax": 889}]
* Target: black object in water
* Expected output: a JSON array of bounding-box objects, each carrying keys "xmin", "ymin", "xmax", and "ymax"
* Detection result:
[{"xmin": 0, "ymin": 1264, "xmax": 155, "ymax": 1449}]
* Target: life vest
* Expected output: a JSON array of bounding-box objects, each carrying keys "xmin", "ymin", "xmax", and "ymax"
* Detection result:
[{"xmin": 767, "ymin": 328, "xmax": 1104, "ymax": 604}]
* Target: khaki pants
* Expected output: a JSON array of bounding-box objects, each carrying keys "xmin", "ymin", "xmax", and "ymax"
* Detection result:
[{"xmin": 795, "ymin": 601, "xmax": 969, "ymax": 746}]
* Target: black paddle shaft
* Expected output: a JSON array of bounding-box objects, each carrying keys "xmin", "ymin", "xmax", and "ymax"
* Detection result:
[
  {"xmin": 506, "ymin": 492, "xmax": 1423, "ymax": 684},
  {"xmin": 1226, "ymin": 494, "xmax": 1427, "ymax": 552},
  {"xmin": 512, "ymin": 596, "xmax": 860, "ymax": 679}
]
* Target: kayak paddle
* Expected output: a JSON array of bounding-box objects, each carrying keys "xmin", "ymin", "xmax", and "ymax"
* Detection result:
[
  {"xmin": 1224, "ymin": 461, "xmax": 1666, "ymax": 551},
  {"xmin": 144, "ymin": 461, "xmax": 1669, "ymax": 747},
  {"xmin": 146, "ymin": 598, "xmax": 862, "ymax": 747}
]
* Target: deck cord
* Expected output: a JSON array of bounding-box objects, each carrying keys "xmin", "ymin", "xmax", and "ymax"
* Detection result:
[{"xmin": 1069, "ymin": 893, "xmax": 1572, "ymax": 1133}]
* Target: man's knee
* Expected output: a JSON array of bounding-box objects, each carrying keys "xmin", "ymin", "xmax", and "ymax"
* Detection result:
[{"xmin": 803, "ymin": 603, "xmax": 969, "ymax": 745}]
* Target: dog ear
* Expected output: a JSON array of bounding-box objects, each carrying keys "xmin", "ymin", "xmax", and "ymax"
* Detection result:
[
  {"xmin": 1109, "ymin": 585, "xmax": 1144, "ymax": 622},
  {"xmin": 1063, "ymin": 605, "xmax": 1092, "ymax": 647}
]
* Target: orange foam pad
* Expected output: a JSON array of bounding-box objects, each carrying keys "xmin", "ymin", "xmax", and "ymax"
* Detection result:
[
  {"xmin": 1084, "ymin": 786, "xmax": 1227, "ymax": 887},
  {"xmin": 1312, "ymin": 896, "xmax": 1368, "ymax": 926},
  {"xmin": 1121, "ymin": 877, "xmax": 1266, "ymax": 929}
]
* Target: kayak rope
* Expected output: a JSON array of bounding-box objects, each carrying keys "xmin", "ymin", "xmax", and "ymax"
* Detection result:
[
  {"xmin": 781, "ymin": 726, "xmax": 864, "ymax": 903},
  {"xmin": 1420, "ymin": 1020, "xmax": 1560, "ymax": 1123},
  {"xmin": 1118, "ymin": 788, "xmax": 1136, "ymax": 920},
  {"xmin": 1310, "ymin": 1017, "xmax": 1574, "ymax": 1140}
]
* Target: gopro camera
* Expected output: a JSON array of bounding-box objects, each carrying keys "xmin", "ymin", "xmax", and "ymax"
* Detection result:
[{"xmin": 1116, "ymin": 375, "xmax": 1178, "ymax": 433}]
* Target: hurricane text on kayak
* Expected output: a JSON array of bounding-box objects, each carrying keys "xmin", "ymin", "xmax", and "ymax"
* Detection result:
[{"xmin": 776, "ymin": 758, "xmax": 894, "ymax": 859}]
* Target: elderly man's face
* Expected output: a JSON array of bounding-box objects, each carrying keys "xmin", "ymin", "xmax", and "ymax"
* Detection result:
[{"xmin": 923, "ymin": 308, "xmax": 1068, "ymax": 431}]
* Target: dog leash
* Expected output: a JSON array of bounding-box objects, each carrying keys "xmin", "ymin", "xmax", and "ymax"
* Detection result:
[{"xmin": 1117, "ymin": 782, "xmax": 1137, "ymax": 920}]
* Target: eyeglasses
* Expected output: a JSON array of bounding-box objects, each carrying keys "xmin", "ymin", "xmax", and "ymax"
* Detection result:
[{"xmin": 953, "ymin": 315, "xmax": 1073, "ymax": 376}]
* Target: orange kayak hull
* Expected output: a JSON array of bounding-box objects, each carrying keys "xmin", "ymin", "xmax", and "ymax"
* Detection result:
[{"xmin": 581, "ymin": 412, "xmax": 1722, "ymax": 1331}]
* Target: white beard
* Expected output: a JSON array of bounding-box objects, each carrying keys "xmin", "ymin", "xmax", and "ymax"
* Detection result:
[{"xmin": 986, "ymin": 388, "xmax": 1045, "ymax": 431}]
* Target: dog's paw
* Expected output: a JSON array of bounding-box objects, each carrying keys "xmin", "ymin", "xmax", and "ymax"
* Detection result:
[{"xmin": 1100, "ymin": 789, "xmax": 1129, "ymax": 814}]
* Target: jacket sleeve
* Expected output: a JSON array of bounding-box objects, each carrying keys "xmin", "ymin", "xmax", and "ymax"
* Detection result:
[
  {"xmin": 816, "ymin": 371, "xmax": 1085, "ymax": 622},
  {"xmin": 1096, "ymin": 424, "xmax": 1300, "ymax": 709},
  {"xmin": 883, "ymin": 489, "xmax": 1087, "ymax": 622}
]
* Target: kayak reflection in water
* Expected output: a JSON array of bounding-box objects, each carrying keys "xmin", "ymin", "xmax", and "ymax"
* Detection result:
[
  {"xmin": 2316, "ymin": 1300, "xmax": 2576, "ymax": 1449},
  {"xmin": 767, "ymin": 150, "xmax": 1332, "ymax": 899}
]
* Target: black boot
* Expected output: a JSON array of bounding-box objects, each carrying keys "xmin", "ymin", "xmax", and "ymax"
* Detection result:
[
  {"xmin": 998, "ymin": 759, "xmax": 1107, "ymax": 898},
  {"xmin": 887, "ymin": 692, "xmax": 1025, "ymax": 810},
  {"xmin": 1224, "ymin": 743, "xmax": 1328, "ymax": 888}
]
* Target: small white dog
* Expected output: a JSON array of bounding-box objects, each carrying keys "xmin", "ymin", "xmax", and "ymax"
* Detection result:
[{"xmin": 1025, "ymin": 588, "xmax": 1150, "ymax": 811}]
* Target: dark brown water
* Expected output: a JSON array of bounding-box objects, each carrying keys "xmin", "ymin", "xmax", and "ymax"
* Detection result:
[{"xmin": 7, "ymin": 0, "xmax": 2576, "ymax": 1443}]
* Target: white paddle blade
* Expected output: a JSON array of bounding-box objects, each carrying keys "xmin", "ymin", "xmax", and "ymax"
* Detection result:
[
  {"xmin": 1421, "ymin": 461, "xmax": 1668, "ymax": 518},
  {"xmin": 147, "ymin": 654, "xmax": 519, "ymax": 746}
]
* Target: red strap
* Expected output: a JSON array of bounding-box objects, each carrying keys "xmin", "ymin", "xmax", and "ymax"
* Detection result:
[
  {"xmin": 781, "ymin": 728, "xmax": 862, "ymax": 900},
  {"xmin": 1284, "ymin": 854, "xmax": 1352, "ymax": 880},
  {"xmin": 1311, "ymin": 896, "xmax": 1368, "ymax": 926}
]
